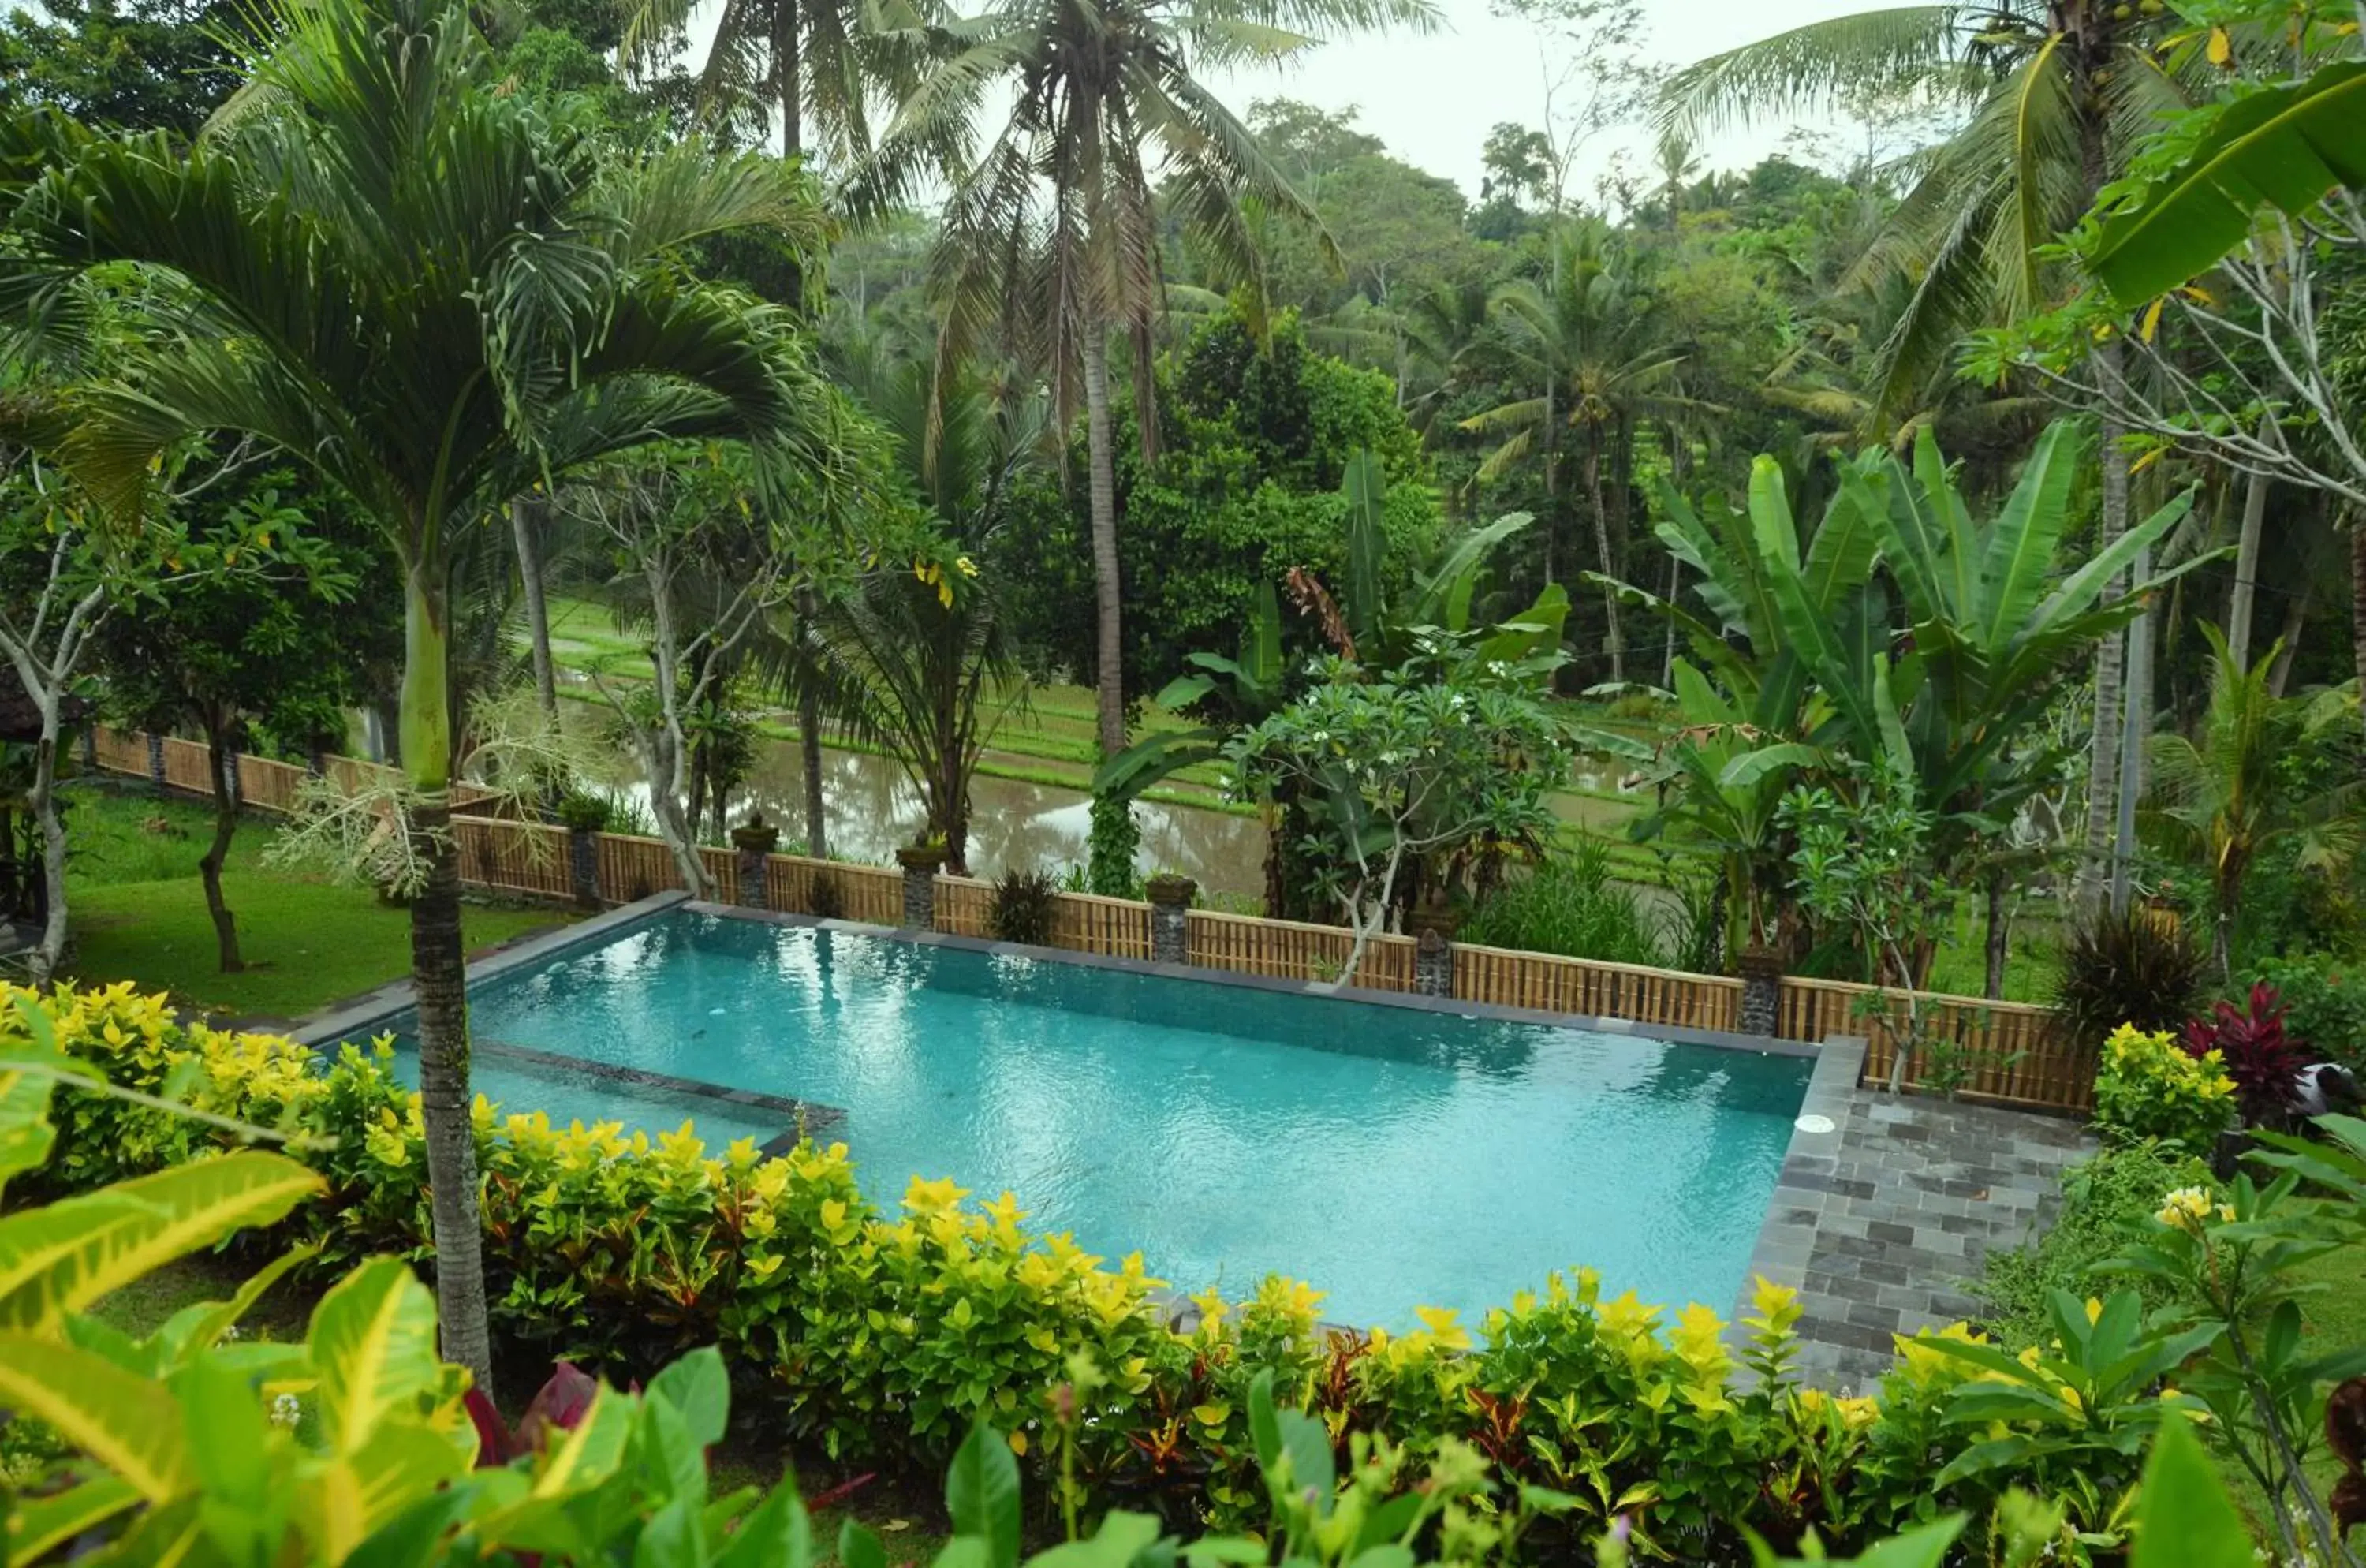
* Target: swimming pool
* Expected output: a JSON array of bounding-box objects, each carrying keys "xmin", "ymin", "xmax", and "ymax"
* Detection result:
[{"xmin": 356, "ymin": 906, "xmax": 1812, "ymax": 1327}]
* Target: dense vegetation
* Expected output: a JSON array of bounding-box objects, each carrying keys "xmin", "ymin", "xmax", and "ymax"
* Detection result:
[{"xmin": 5, "ymin": 0, "xmax": 2366, "ymax": 1558}]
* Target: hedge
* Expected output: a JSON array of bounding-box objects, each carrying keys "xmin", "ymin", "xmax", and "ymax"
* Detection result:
[{"xmin": 16, "ymin": 981, "xmax": 2128, "ymax": 1561}]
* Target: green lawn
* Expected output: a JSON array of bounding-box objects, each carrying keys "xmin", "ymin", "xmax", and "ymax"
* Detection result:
[{"xmin": 61, "ymin": 782, "xmax": 567, "ymax": 1022}]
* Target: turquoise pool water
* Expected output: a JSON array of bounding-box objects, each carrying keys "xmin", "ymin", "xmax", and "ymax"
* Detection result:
[{"xmin": 373, "ymin": 909, "xmax": 1809, "ymax": 1326}]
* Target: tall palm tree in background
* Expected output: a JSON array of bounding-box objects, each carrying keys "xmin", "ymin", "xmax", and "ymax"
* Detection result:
[
  {"xmin": 864, "ymin": 0, "xmax": 1437, "ymax": 762},
  {"xmin": 623, "ymin": 0, "xmax": 933, "ymax": 862},
  {"xmin": 0, "ymin": 0, "xmax": 860, "ymax": 1385},
  {"xmin": 1461, "ymin": 222, "xmax": 1703, "ymax": 683},
  {"xmin": 1661, "ymin": 0, "xmax": 2185, "ymax": 901}
]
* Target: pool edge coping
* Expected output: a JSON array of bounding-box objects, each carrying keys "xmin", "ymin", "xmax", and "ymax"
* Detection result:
[
  {"xmin": 682, "ymin": 902, "xmax": 1824, "ymax": 1061},
  {"xmin": 1723, "ymin": 1033, "xmax": 1868, "ymax": 1371},
  {"xmin": 292, "ymin": 890, "xmax": 691, "ymax": 1049}
]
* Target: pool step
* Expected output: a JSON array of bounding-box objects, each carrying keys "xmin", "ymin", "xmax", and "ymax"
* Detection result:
[{"xmin": 474, "ymin": 1036, "xmax": 847, "ymax": 1157}]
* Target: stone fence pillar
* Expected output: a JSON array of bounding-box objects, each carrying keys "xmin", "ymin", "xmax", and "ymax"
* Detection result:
[
  {"xmin": 896, "ymin": 844, "xmax": 946, "ymax": 931},
  {"xmin": 566, "ymin": 827, "xmax": 602, "ymax": 910},
  {"xmin": 1145, "ymin": 874, "xmax": 1196, "ymax": 965},
  {"xmin": 731, "ymin": 818, "xmax": 780, "ymax": 911},
  {"xmin": 1737, "ymin": 946, "xmax": 1783, "ymax": 1037},
  {"xmin": 1410, "ymin": 901, "xmax": 1462, "ymax": 999}
]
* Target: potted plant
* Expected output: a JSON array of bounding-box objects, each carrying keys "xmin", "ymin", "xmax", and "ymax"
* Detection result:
[
  {"xmin": 731, "ymin": 811, "xmax": 781, "ymax": 856},
  {"xmin": 894, "ymin": 834, "xmax": 949, "ymax": 872},
  {"xmin": 1144, "ymin": 872, "xmax": 1197, "ymax": 908}
]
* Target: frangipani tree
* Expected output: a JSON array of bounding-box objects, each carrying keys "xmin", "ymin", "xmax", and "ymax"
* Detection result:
[
  {"xmin": 0, "ymin": 0, "xmax": 870, "ymax": 1385},
  {"xmin": 1227, "ymin": 657, "xmax": 1576, "ymax": 990}
]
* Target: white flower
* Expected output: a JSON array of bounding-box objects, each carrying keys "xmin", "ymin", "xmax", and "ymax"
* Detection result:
[{"xmin": 270, "ymin": 1392, "xmax": 301, "ymax": 1428}]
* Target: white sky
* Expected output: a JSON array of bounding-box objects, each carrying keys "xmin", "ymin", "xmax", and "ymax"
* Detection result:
[
  {"xmin": 677, "ymin": 0, "xmax": 1883, "ymax": 204},
  {"xmin": 1199, "ymin": 0, "xmax": 1883, "ymax": 200}
]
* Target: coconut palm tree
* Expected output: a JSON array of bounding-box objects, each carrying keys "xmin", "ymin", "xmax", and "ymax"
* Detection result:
[
  {"xmin": 1661, "ymin": 2, "xmax": 2191, "ymax": 899},
  {"xmin": 2145, "ymin": 625, "xmax": 2361, "ymax": 976},
  {"xmin": 860, "ymin": 0, "xmax": 1437, "ymax": 763},
  {"xmin": 1460, "ymin": 222, "xmax": 1706, "ymax": 682},
  {"xmin": 0, "ymin": 0, "xmax": 865, "ymax": 1386},
  {"xmin": 621, "ymin": 0, "xmax": 940, "ymax": 864}
]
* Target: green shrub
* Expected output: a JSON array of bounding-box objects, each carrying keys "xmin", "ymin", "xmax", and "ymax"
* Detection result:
[
  {"xmin": 14, "ymin": 980, "xmax": 2215, "ymax": 1557},
  {"xmin": 2053, "ymin": 902, "xmax": 2207, "ymax": 1051},
  {"xmin": 1972, "ymin": 1142, "xmax": 2216, "ymax": 1349},
  {"xmin": 987, "ymin": 868, "xmax": 1060, "ymax": 945},
  {"xmin": 2091, "ymin": 1023, "xmax": 2237, "ymax": 1152},
  {"xmin": 2245, "ymin": 954, "xmax": 2366, "ymax": 1070},
  {"xmin": 554, "ymin": 789, "xmax": 614, "ymax": 832},
  {"xmin": 1460, "ymin": 837, "xmax": 1667, "ymax": 967},
  {"xmin": 1084, "ymin": 792, "xmax": 1141, "ymax": 898}
]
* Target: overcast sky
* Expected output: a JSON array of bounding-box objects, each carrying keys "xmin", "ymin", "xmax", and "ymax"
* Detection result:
[{"xmin": 1200, "ymin": 0, "xmax": 1881, "ymax": 200}]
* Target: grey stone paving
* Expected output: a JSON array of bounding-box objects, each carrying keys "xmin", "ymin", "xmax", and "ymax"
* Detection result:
[{"xmin": 1733, "ymin": 1056, "xmax": 2096, "ymax": 1391}]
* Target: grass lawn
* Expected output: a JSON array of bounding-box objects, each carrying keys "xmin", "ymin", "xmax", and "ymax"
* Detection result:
[{"xmin": 60, "ymin": 782, "xmax": 568, "ymax": 1022}]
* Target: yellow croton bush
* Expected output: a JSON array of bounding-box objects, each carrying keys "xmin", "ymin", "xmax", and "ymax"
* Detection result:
[{"xmin": 9, "ymin": 982, "xmax": 2195, "ymax": 1557}]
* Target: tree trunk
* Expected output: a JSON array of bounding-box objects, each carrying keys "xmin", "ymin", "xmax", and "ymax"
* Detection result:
[
  {"xmin": 1539, "ymin": 379, "xmax": 1557, "ymax": 588},
  {"xmin": 1081, "ymin": 327, "xmax": 1126, "ymax": 760},
  {"xmin": 795, "ymin": 588, "xmax": 827, "ymax": 859},
  {"xmin": 200, "ymin": 711, "xmax": 244, "ymax": 973},
  {"xmin": 2353, "ymin": 513, "xmax": 2366, "ymax": 763},
  {"xmin": 2079, "ymin": 338, "xmax": 2131, "ymax": 909},
  {"xmin": 1983, "ymin": 863, "xmax": 2009, "ymax": 1000},
  {"xmin": 2073, "ymin": 10, "xmax": 2129, "ymax": 912},
  {"xmin": 2111, "ymin": 539, "xmax": 2152, "ymax": 914},
  {"xmin": 1583, "ymin": 427, "xmax": 1623, "ymax": 681},
  {"xmin": 511, "ymin": 498, "xmax": 558, "ymax": 726},
  {"xmin": 398, "ymin": 560, "xmax": 493, "ymax": 1393},
  {"xmin": 1661, "ymin": 552, "xmax": 1679, "ymax": 688},
  {"xmin": 2228, "ymin": 446, "xmax": 2270, "ymax": 669},
  {"xmin": 28, "ymin": 708, "xmax": 69, "ymax": 986},
  {"xmin": 2268, "ymin": 580, "xmax": 2310, "ymax": 696}
]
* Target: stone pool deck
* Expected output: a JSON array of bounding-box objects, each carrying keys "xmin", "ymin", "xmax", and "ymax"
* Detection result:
[{"xmin": 1744, "ymin": 1075, "xmax": 2095, "ymax": 1390}]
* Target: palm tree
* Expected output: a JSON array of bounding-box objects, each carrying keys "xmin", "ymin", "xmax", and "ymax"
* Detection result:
[
  {"xmin": 2145, "ymin": 625, "xmax": 2361, "ymax": 976},
  {"xmin": 0, "ymin": 0, "xmax": 863, "ymax": 1387},
  {"xmin": 1660, "ymin": 1, "xmax": 2190, "ymax": 900},
  {"xmin": 621, "ymin": 0, "xmax": 941, "ymax": 866},
  {"xmin": 818, "ymin": 349, "xmax": 1042, "ymax": 874},
  {"xmin": 864, "ymin": 0, "xmax": 1436, "ymax": 763},
  {"xmin": 1461, "ymin": 222, "xmax": 1705, "ymax": 682}
]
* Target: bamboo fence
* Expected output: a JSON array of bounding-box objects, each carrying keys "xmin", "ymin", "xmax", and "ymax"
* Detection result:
[{"xmin": 84, "ymin": 725, "xmax": 2094, "ymax": 1111}]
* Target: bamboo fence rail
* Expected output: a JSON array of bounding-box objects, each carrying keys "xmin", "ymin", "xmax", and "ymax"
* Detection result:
[{"xmin": 84, "ymin": 725, "xmax": 2095, "ymax": 1111}]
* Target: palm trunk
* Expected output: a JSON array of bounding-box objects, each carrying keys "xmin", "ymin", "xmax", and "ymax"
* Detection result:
[
  {"xmin": 398, "ymin": 559, "xmax": 493, "ymax": 1393},
  {"xmin": 2268, "ymin": 581, "xmax": 2310, "ymax": 696},
  {"xmin": 1539, "ymin": 379, "xmax": 1558, "ymax": 587},
  {"xmin": 2078, "ymin": 341, "xmax": 2132, "ymax": 910},
  {"xmin": 795, "ymin": 588, "xmax": 827, "ymax": 859},
  {"xmin": 1081, "ymin": 327, "xmax": 1125, "ymax": 760},
  {"xmin": 200, "ymin": 710, "xmax": 244, "ymax": 973},
  {"xmin": 2227, "ymin": 450, "xmax": 2269, "ymax": 669},
  {"xmin": 1583, "ymin": 427, "xmax": 1623, "ymax": 681},
  {"xmin": 512, "ymin": 498, "xmax": 558, "ymax": 726},
  {"xmin": 1983, "ymin": 863, "xmax": 2009, "ymax": 1000},
  {"xmin": 2073, "ymin": 13, "xmax": 2129, "ymax": 911},
  {"xmin": 2353, "ymin": 513, "xmax": 2366, "ymax": 764}
]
